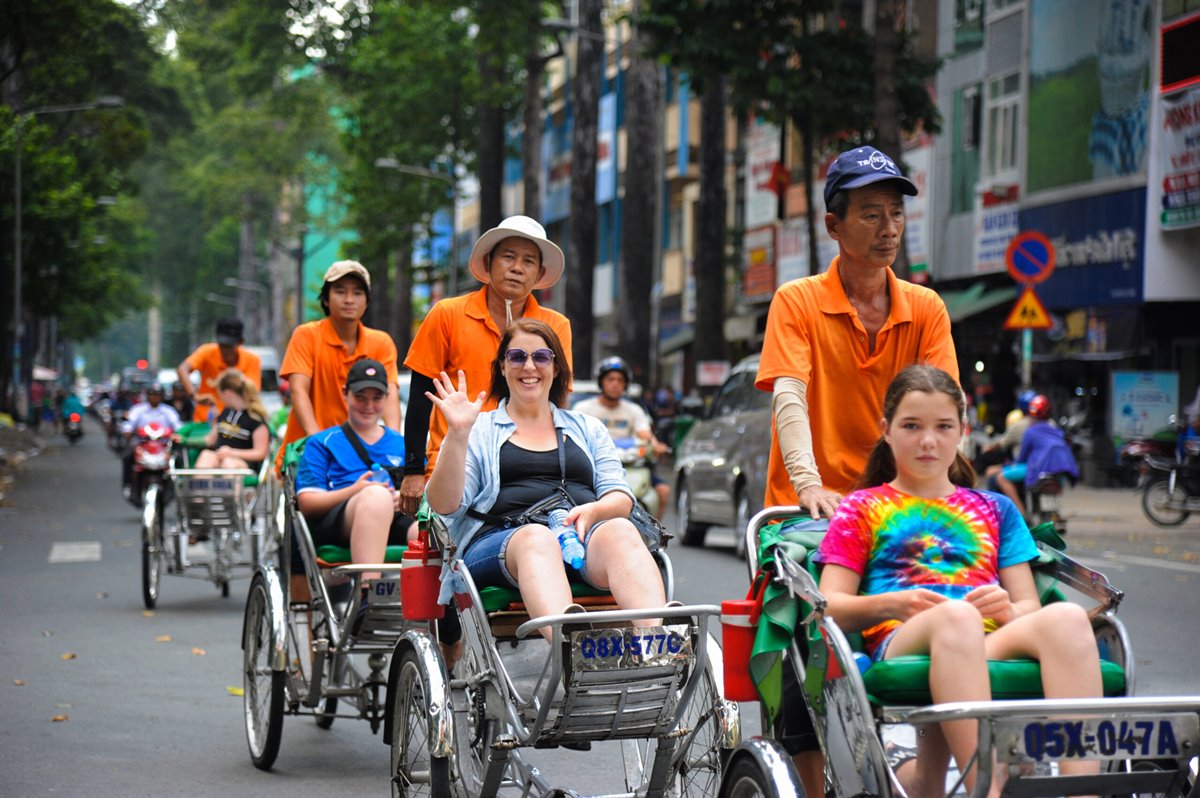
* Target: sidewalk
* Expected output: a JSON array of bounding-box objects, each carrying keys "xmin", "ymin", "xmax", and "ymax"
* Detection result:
[
  {"xmin": 0, "ymin": 426, "xmax": 46, "ymax": 505},
  {"xmin": 1058, "ymin": 483, "xmax": 1200, "ymax": 567}
]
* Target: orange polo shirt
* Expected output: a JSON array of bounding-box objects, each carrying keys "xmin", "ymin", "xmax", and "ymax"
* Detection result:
[
  {"xmin": 184, "ymin": 343, "xmax": 262, "ymax": 422},
  {"xmin": 755, "ymin": 258, "xmax": 959, "ymax": 504},
  {"xmin": 405, "ymin": 286, "xmax": 572, "ymax": 473},
  {"xmin": 276, "ymin": 318, "xmax": 399, "ymax": 469}
]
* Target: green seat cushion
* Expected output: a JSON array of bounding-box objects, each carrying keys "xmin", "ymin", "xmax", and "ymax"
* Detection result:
[
  {"xmin": 176, "ymin": 420, "xmax": 211, "ymax": 449},
  {"xmin": 316, "ymin": 544, "xmax": 407, "ymax": 564},
  {"xmin": 479, "ymin": 582, "xmax": 611, "ymax": 614},
  {"xmin": 862, "ymin": 655, "xmax": 1126, "ymax": 705}
]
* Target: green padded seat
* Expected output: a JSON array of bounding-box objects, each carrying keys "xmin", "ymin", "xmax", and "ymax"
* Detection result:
[
  {"xmin": 174, "ymin": 420, "xmax": 261, "ymax": 486},
  {"xmin": 862, "ymin": 656, "xmax": 1126, "ymax": 705},
  {"xmin": 316, "ymin": 544, "xmax": 407, "ymax": 564},
  {"xmin": 479, "ymin": 583, "xmax": 611, "ymax": 614}
]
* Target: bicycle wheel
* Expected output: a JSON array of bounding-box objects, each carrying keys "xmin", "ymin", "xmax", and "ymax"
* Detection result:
[
  {"xmin": 1142, "ymin": 478, "xmax": 1190, "ymax": 527},
  {"xmin": 391, "ymin": 648, "xmax": 450, "ymax": 798},
  {"xmin": 141, "ymin": 483, "xmax": 163, "ymax": 609},
  {"xmin": 243, "ymin": 575, "xmax": 284, "ymax": 770},
  {"xmin": 624, "ymin": 634, "xmax": 737, "ymax": 797},
  {"xmin": 719, "ymin": 739, "xmax": 804, "ymax": 798},
  {"xmin": 667, "ymin": 639, "xmax": 736, "ymax": 798}
]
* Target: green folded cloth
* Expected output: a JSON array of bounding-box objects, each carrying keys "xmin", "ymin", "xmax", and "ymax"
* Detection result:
[{"xmin": 749, "ymin": 516, "xmax": 829, "ymax": 723}]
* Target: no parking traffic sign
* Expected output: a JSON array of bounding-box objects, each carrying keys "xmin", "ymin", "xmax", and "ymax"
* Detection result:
[{"xmin": 1005, "ymin": 230, "xmax": 1055, "ymax": 285}]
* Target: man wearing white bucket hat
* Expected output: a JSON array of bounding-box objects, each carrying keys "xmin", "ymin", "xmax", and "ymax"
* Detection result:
[{"xmin": 400, "ymin": 215, "xmax": 574, "ymax": 516}]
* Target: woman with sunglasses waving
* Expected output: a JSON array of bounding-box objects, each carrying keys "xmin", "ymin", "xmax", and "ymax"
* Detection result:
[{"xmin": 425, "ymin": 319, "xmax": 666, "ymax": 640}]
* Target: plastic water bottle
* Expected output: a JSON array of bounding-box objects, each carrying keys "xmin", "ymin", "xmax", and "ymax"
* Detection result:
[
  {"xmin": 548, "ymin": 509, "xmax": 585, "ymax": 570},
  {"xmin": 368, "ymin": 463, "xmax": 392, "ymax": 487}
]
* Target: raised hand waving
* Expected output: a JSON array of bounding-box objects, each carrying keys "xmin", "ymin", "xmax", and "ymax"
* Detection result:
[{"xmin": 426, "ymin": 370, "xmax": 485, "ymax": 433}]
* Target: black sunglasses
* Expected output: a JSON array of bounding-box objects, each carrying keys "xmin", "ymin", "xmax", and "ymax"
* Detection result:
[{"xmin": 504, "ymin": 348, "xmax": 555, "ymax": 366}]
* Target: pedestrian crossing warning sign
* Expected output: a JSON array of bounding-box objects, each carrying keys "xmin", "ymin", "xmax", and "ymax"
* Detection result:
[{"xmin": 1003, "ymin": 286, "xmax": 1052, "ymax": 330}]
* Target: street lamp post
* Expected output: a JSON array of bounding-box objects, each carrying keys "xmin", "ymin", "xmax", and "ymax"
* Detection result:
[
  {"xmin": 373, "ymin": 158, "xmax": 459, "ymax": 296},
  {"xmin": 11, "ymin": 96, "xmax": 124, "ymax": 420}
]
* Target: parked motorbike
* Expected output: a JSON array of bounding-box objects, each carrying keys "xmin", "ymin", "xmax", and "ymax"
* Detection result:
[
  {"xmin": 1141, "ymin": 431, "xmax": 1200, "ymax": 527},
  {"xmin": 613, "ymin": 436, "xmax": 659, "ymax": 517},
  {"xmin": 1116, "ymin": 430, "xmax": 1178, "ymax": 487},
  {"xmin": 64, "ymin": 411, "xmax": 84, "ymax": 445},
  {"xmin": 126, "ymin": 422, "xmax": 174, "ymax": 509}
]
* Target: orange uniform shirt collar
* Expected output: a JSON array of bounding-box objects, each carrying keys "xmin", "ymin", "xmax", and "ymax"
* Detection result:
[
  {"xmin": 316, "ymin": 316, "xmax": 367, "ymax": 352},
  {"xmin": 817, "ymin": 257, "xmax": 913, "ymax": 330},
  {"xmin": 464, "ymin": 285, "xmax": 544, "ymax": 334}
]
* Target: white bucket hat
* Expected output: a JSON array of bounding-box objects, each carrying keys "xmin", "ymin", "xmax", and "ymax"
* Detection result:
[{"xmin": 468, "ymin": 215, "xmax": 565, "ymax": 290}]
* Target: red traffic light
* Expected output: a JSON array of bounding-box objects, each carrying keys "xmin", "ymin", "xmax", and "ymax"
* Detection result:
[{"xmin": 136, "ymin": 359, "xmax": 149, "ymax": 369}]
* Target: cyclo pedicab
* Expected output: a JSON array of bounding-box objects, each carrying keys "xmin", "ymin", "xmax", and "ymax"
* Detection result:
[
  {"xmin": 140, "ymin": 419, "xmax": 281, "ymax": 609},
  {"xmin": 714, "ymin": 506, "xmax": 1200, "ymax": 798},
  {"xmin": 242, "ymin": 437, "xmax": 742, "ymax": 798}
]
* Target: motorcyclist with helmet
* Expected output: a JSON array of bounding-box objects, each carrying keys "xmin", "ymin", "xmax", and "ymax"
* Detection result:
[
  {"xmin": 979, "ymin": 388, "xmax": 1036, "ymax": 475},
  {"xmin": 990, "ymin": 394, "xmax": 1079, "ymax": 513},
  {"xmin": 573, "ymin": 356, "xmax": 671, "ymax": 518},
  {"xmin": 121, "ymin": 384, "xmax": 183, "ymax": 500}
]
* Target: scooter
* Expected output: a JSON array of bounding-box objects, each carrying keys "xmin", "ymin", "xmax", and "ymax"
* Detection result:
[
  {"xmin": 1026, "ymin": 471, "xmax": 1073, "ymax": 530},
  {"xmin": 125, "ymin": 422, "xmax": 175, "ymax": 509},
  {"xmin": 612, "ymin": 437, "xmax": 659, "ymax": 517},
  {"xmin": 64, "ymin": 411, "xmax": 84, "ymax": 445},
  {"xmin": 1141, "ymin": 429, "xmax": 1200, "ymax": 527}
]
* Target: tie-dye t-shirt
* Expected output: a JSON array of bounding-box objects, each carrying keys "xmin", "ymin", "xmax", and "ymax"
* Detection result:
[{"xmin": 815, "ymin": 484, "xmax": 1037, "ymax": 654}]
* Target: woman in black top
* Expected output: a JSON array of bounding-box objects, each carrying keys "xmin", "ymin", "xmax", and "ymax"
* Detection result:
[
  {"xmin": 426, "ymin": 320, "xmax": 666, "ymax": 641},
  {"xmin": 195, "ymin": 368, "xmax": 271, "ymax": 471}
]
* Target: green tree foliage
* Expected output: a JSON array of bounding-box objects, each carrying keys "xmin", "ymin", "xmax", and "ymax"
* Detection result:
[
  {"xmin": 636, "ymin": 0, "xmax": 942, "ymax": 318},
  {"xmin": 304, "ymin": 0, "xmax": 485, "ymax": 347},
  {"xmin": 1, "ymin": 0, "xmax": 187, "ymax": 401}
]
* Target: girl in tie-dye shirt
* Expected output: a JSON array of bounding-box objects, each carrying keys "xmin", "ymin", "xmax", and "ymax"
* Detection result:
[{"xmin": 815, "ymin": 366, "xmax": 1102, "ymax": 798}]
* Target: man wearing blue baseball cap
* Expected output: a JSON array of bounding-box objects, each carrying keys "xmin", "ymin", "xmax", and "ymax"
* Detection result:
[{"xmin": 755, "ymin": 146, "xmax": 959, "ymax": 796}]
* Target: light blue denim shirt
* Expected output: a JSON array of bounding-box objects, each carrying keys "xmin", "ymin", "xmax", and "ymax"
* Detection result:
[{"xmin": 437, "ymin": 400, "xmax": 633, "ymax": 602}]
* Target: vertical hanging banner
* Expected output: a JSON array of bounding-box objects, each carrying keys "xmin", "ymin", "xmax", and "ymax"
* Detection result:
[{"xmin": 1161, "ymin": 85, "xmax": 1200, "ymax": 230}]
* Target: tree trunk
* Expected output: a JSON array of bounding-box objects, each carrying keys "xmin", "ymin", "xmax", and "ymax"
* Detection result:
[
  {"xmin": 373, "ymin": 245, "xmax": 391, "ymax": 336},
  {"xmin": 393, "ymin": 244, "xmax": 414, "ymax": 360},
  {"xmin": 874, "ymin": 0, "xmax": 909, "ymax": 279},
  {"xmin": 476, "ymin": 0, "xmax": 506, "ymax": 233},
  {"xmin": 565, "ymin": 0, "xmax": 603, "ymax": 377},
  {"xmin": 618, "ymin": 1, "xmax": 661, "ymax": 389},
  {"xmin": 694, "ymin": 77, "xmax": 728, "ymax": 368},
  {"xmin": 801, "ymin": 111, "xmax": 820, "ymax": 274},
  {"xmin": 238, "ymin": 195, "xmax": 257, "ymax": 341},
  {"xmin": 522, "ymin": 0, "xmax": 545, "ymax": 221}
]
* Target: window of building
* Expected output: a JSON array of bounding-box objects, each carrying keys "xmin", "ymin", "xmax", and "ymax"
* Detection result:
[
  {"xmin": 955, "ymin": 0, "xmax": 984, "ymax": 52},
  {"xmin": 984, "ymin": 71, "xmax": 1020, "ymax": 181},
  {"xmin": 951, "ymin": 85, "xmax": 983, "ymax": 214},
  {"xmin": 962, "ymin": 86, "xmax": 981, "ymax": 150},
  {"xmin": 987, "ymin": 0, "xmax": 1022, "ymax": 16}
]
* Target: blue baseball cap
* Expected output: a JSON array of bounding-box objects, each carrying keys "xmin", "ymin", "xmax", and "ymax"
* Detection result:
[{"xmin": 823, "ymin": 146, "xmax": 918, "ymax": 209}]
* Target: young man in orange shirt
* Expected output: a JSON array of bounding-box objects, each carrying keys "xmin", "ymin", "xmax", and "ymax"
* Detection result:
[
  {"xmin": 276, "ymin": 260, "xmax": 401, "ymax": 471},
  {"xmin": 176, "ymin": 318, "xmax": 262, "ymax": 422},
  {"xmin": 755, "ymin": 146, "xmax": 959, "ymax": 796},
  {"xmin": 397, "ymin": 215, "xmax": 572, "ymax": 517}
]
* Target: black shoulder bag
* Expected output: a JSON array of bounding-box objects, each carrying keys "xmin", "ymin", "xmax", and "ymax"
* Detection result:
[
  {"xmin": 464, "ymin": 428, "xmax": 669, "ymax": 551},
  {"xmin": 340, "ymin": 422, "xmax": 404, "ymax": 484}
]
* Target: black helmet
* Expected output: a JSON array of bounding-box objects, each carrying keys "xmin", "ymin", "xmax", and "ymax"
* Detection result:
[{"xmin": 596, "ymin": 356, "xmax": 630, "ymax": 383}]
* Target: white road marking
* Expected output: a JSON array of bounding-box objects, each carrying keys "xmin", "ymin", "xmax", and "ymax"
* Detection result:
[
  {"xmin": 48, "ymin": 542, "xmax": 102, "ymax": 563},
  {"xmin": 1078, "ymin": 552, "xmax": 1200, "ymax": 575}
]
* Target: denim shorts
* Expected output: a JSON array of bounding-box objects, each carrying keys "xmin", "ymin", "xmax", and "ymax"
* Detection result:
[{"xmin": 462, "ymin": 519, "xmax": 613, "ymax": 591}]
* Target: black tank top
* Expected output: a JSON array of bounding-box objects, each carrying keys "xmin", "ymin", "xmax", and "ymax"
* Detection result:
[{"xmin": 488, "ymin": 436, "xmax": 597, "ymax": 517}]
